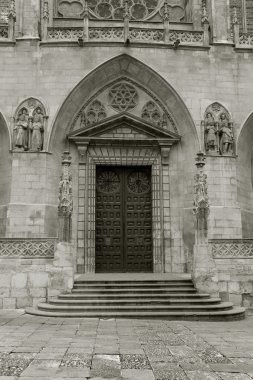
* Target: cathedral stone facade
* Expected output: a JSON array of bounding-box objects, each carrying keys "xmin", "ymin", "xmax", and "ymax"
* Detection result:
[{"xmin": 0, "ymin": 0, "xmax": 253, "ymax": 310}]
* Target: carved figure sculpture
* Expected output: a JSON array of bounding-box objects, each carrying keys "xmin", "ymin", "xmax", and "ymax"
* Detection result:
[
  {"xmin": 219, "ymin": 113, "xmax": 234, "ymax": 155},
  {"xmin": 203, "ymin": 103, "xmax": 234, "ymax": 156},
  {"xmin": 30, "ymin": 108, "xmax": 44, "ymax": 151},
  {"xmin": 14, "ymin": 109, "xmax": 29, "ymax": 150},
  {"xmin": 204, "ymin": 112, "xmax": 218, "ymax": 154},
  {"xmin": 13, "ymin": 98, "xmax": 47, "ymax": 152},
  {"xmin": 58, "ymin": 151, "xmax": 73, "ymax": 242}
]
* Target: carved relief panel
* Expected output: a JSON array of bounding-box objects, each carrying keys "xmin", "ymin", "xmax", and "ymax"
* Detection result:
[
  {"xmin": 202, "ymin": 103, "xmax": 235, "ymax": 156},
  {"xmin": 70, "ymin": 78, "xmax": 177, "ymax": 133},
  {"xmin": 13, "ymin": 98, "xmax": 47, "ymax": 152},
  {"xmin": 55, "ymin": 0, "xmax": 191, "ymax": 21}
]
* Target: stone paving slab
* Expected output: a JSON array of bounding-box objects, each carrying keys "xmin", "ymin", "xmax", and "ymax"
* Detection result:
[{"xmin": 1, "ymin": 311, "xmax": 253, "ymax": 379}]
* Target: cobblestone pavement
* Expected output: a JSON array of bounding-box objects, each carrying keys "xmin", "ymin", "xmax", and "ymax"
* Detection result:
[{"xmin": 0, "ymin": 310, "xmax": 253, "ymax": 379}]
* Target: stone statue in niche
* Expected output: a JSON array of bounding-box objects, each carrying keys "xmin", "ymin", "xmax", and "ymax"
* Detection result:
[
  {"xmin": 14, "ymin": 108, "xmax": 29, "ymax": 151},
  {"xmin": 203, "ymin": 112, "xmax": 218, "ymax": 154},
  {"xmin": 30, "ymin": 108, "xmax": 44, "ymax": 151},
  {"xmin": 218, "ymin": 113, "xmax": 234, "ymax": 155},
  {"xmin": 203, "ymin": 103, "xmax": 234, "ymax": 156},
  {"xmin": 13, "ymin": 98, "xmax": 47, "ymax": 152}
]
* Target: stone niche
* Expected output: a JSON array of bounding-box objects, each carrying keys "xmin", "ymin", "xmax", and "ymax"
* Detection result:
[
  {"xmin": 12, "ymin": 98, "xmax": 48, "ymax": 152},
  {"xmin": 202, "ymin": 102, "xmax": 235, "ymax": 157}
]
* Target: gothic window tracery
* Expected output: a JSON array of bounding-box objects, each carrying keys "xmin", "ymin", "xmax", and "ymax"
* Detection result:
[
  {"xmin": 141, "ymin": 101, "xmax": 162, "ymax": 126},
  {"xmin": 81, "ymin": 100, "xmax": 107, "ymax": 127},
  {"xmin": 55, "ymin": 0, "xmax": 190, "ymax": 21}
]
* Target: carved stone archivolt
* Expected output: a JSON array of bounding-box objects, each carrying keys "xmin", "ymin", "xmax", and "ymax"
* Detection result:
[
  {"xmin": 13, "ymin": 98, "xmax": 47, "ymax": 152},
  {"xmin": 202, "ymin": 103, "xmax": 234, "ymax": 156},
  {"xmin": 55, "ymin": 0, "xmax": 190, "ymax": 21},
  {"xmin": 70, "ymin": 78, "xmax": 177, "ymax": 134}
]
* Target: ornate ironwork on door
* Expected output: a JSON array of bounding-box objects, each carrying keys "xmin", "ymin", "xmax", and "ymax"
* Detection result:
[{"xmin": 95, "ymin": 166, "xmax": 152, "ymax": 272}]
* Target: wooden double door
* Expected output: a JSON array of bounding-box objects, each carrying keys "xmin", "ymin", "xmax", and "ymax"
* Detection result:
[{"xmin": 95, "ymin": 166, "xmax": 153, "ymax": 272}]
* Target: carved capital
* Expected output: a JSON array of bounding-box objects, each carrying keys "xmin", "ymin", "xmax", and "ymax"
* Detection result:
[{"xmin": 77, "ymin": 144, "xmax": 88, "ymax": 163}]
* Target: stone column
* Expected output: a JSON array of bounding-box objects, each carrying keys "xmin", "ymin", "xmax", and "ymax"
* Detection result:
[{"xmin": 192, "ymin": 152, "xmax": 219, "ymax": 296}]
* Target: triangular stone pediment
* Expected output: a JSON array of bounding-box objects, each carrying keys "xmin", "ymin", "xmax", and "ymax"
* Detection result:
[{"xmin": 68, "ymin": 113, "xmax": 181, "ymax": 146}]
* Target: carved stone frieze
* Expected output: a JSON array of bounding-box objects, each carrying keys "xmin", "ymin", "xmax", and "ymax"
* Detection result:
[
  {"xmin": 0, "ymin": 26, "xmax": 8, "ymax": 38},
  {"xmin": 169, "ymin": 31, "xmax": 203, "ymax": 43},
  {"xmin": 13, "ymin": 98, "xmax": 47, "ymax": 152},
  {"xmin": 202, "ymin": 103, "xmax": 234, "ymax": 156},
  {"xmin": 130, "ymin": 28, "xmax": 164, "ymax": 42},
  {"xmin": 70, "ymin": 77, "xmax": 177, "ymax": 134},
  {"xmin": 48, "ymin": 27, "xmax": 83, "ymax": 40},
  {"xmin": 89, "ymin": 27, "xmax": 124, "ymax": 40},
  {"xmin": 0, "ymin": 238, "xmax": 56, "ymax": 258},
  {"xmin": 211, "ymin": 239, "xmax": 253, "ymax": 258}
]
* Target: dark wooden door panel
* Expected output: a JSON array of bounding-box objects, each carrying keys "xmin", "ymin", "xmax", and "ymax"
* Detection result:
[{"xmin": 95, "ymin": 166, "xmax": 152, "ymax": 273}]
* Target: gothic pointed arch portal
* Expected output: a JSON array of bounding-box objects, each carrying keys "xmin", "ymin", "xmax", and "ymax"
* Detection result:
[{"xmin": 50, "ymin": 54, "xmax": 199, "ymax": 274}]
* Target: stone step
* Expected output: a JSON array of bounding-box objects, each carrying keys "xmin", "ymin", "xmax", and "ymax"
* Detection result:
[
  {"xmin": 73, "ymin": 282, "xmax": 195, "ymax": 289},
  {"xmin": 74, "ymin": 280, "xmax": 193, "ymax": 285},
  {"xmin": 49, "ymin": 297, "xmax": 222, "ymax": 306},
  {"xmin": 71, "ymin": 287, "xmax": 197, "ymax": 294},
  {"xmin": 58, "ymin": 293, "xmax": 211, "ymax": 300},
  {"xmin": 38, "ymin": 302, "xmax": 234, "ymax": 312},
  {"xmin": 25, "ymin": 307, "xmax": 246, "ymax": 321}
]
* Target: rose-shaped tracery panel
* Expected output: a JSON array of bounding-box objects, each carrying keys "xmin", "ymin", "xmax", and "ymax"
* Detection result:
[
  {"xmin": 87, "ymin": 0, "xmax": 160, "ymax": 20},
  {"xmin": 127, "ymin": 171, "xmax": 151, "ymax": 193},
  {"xmin": 96, "ymin": 170, "xmax": 120, "ymax": 193}
]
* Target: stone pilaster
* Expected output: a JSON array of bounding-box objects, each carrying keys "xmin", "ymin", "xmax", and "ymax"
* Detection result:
[
  {"xmin": 192, "ymin": 152, "xmax": 219, "ymax": 296},
  {"xmin": 16, "ymin": 0, "xmax": 40, "ymax": 39},
  {"xmin": 211, "ymin": 0, "xmax": 231, "ymax": 43}
]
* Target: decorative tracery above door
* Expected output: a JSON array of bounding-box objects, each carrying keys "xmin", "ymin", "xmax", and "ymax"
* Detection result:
[{"xmin": 70, "ymin": 78, "xmax": 178, "ymax": 133}]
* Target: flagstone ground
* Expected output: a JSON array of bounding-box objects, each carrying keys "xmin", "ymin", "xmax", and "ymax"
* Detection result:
[{"xmin": 0, "ymin": 310, "xmax": 252, "ymax": 379}]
